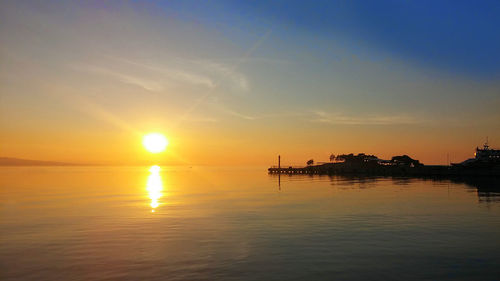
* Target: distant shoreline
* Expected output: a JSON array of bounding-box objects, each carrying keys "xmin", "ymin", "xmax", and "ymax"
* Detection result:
[{"xmin": 0, "ymin": 157, "xmax": 87, "ymax": 167}]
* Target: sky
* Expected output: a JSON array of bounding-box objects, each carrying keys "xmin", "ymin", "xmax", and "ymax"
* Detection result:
[{"xmin": 1, "ymin": 0, "xmax": 499, "ymax": 165}]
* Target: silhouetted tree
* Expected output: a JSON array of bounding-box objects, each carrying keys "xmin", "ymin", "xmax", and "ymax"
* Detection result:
[
  {"xmin": 307, "ymin": 159, "xmax": 314, "ymax": 166},
  {"xmin": 329, "ymin": 154, "xmax": 335, "ymax": 162},
  {"xmin": 335, "ymin": 153, "xmax": 378, "ymax": 163},
  {"xmin": 336, "ymin": 153, "xmax": 353, "ymax": 162}
]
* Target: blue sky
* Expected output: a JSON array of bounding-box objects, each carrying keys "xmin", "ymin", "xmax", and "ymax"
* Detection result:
[{"xmin": 127, "ymin": 0, "xmax": 500, "ymax": 78}]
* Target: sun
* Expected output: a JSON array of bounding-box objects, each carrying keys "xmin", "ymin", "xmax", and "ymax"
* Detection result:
[{"xmin": 143, "ymin": 133, "xmax": 168, "ymax": 153}]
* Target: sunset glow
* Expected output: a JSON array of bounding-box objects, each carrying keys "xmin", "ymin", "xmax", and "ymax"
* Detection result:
[
  {"xmin": 1, "ymin": 2, "xmax": 500, "ymax": 280},
  {"xmin": 143, "ymin": 133, "xmax": 168, "ymax": 154},
  {"xmin": 0, "ymin": 1, "xmax": 499, "ymax": 165}
]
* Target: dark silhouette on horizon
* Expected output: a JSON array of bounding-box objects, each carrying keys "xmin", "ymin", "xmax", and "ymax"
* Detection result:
[{"xmin": 270, "ymin": 142, "xmax": 500, "ymax": 177}]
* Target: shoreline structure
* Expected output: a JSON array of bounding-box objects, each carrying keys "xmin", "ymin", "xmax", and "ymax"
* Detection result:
[{"xmin": 269, "ymin": 142, "xmax": 500, "ymax": 177}]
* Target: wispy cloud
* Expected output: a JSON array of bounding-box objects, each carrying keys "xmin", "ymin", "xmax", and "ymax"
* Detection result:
[
  {"xmin": 193, "ymin": 60, "xmax": 250, "ymax": 92},
  {"xmin": 181, "ymin": 116, "xmax": 218, "ymax": 123},
  {"xmin": 111, "ymin": 58, "xmax": 217, "ymax": 89},
  {"xmin": 207, "ymin": 101, "xmax": 257, "ymax": 120},
  {"xmin": 73, "ymin": 57, "xmax": 251, "ymax": 93},
  {"xmin": 220, "ymin": 107, "xmax": 256, "ymax": 120},
  {"xmin": 311, "ymin": 110, "xmax": 423, "ymax": 125},
  {"xmin": 187, "ymin": 28, "xmax": 273, "ymax": 93},
  {"xmin": 74, "ymin": 65, "xmax": 165, "ymax": 92}
]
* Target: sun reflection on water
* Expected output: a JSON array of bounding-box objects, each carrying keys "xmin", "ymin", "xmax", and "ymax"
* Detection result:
[{"xmin": 147, "ymin": 165, "xmax": 163, "ymax": 212}]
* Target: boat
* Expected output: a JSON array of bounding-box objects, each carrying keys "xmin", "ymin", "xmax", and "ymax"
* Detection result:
[{"xmin": 452, "ymin": 139, "xmax": 500, "ymax": 168}]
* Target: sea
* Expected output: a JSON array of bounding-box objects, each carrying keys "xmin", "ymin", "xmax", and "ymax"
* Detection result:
[{"xmin": 1, "ymin": 166, "xmax": 499, "ymax": 281}]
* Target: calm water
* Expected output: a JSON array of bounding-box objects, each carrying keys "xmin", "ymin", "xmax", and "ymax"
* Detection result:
[{"xmin": 1, "ymin": 166, "xmax": 499, "ymax": 281}]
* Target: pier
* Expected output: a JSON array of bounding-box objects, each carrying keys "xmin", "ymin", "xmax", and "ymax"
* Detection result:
[
  {"xmin": 269, "ymin": 163, "xmax": 459, "ymax": 176},
  {"xmin": 269, "ymin": 163, "xmax": 500, "ymax": 176},
  {"xmin": 269, "ymin": 152, "xmax": 500, "ymax": 177}
]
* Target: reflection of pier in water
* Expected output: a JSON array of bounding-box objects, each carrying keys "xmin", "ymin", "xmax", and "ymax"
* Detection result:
[
  {"xmin": 450, "ymin": 177, "xmax": 500, "ymax": 203},
  {"xmin": 271, "ymin": 173, "xmax": 500, "ymax": 202}
]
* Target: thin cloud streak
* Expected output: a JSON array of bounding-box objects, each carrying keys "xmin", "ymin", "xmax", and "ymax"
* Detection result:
[
  {"xmin": 109, "ymin": 57, "xmax": 217, "ymax": 89},
  {"xmin": 72, "ymin": 64, "xmax": 164, "ymax": 92},
  {"xmin": 174, "ymin": 28, "xmax": 273, "ymax": 127},
  {"xmin": 108, "ymin": 56, "xmax": 251, "ymax": 92},
  {"xmin": 181, "ymin": 116, "xmax": 218, "ymax": 123},
  {"xmin": 214, "ymin": 105, "xmax": 257, "ymax": 120},
  {"xmin": 73, "ymin": 57, "xmax": 252, "ymax": 93},
  {"xmin": 311, "ymin": 111, "xmax": 424, "ymax": 125},
  {"xmin": 193, "ymin": 60, "xmax": 250, "ymax": 92}
]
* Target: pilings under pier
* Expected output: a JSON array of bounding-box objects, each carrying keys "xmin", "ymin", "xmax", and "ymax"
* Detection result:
[{"xmin": 268, "ymin": 167, "xmax": 316, "ymax": 174}]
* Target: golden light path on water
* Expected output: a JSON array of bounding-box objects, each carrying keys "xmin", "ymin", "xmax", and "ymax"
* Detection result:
[{"xmin": 146, "ymin": 165, "xmax": 163, "ymax": 212}]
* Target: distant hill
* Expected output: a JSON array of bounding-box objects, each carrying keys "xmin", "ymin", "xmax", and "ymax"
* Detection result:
[{"xmin": 0, "ymin": 157, "xmax": 78, "ymax": 166}]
